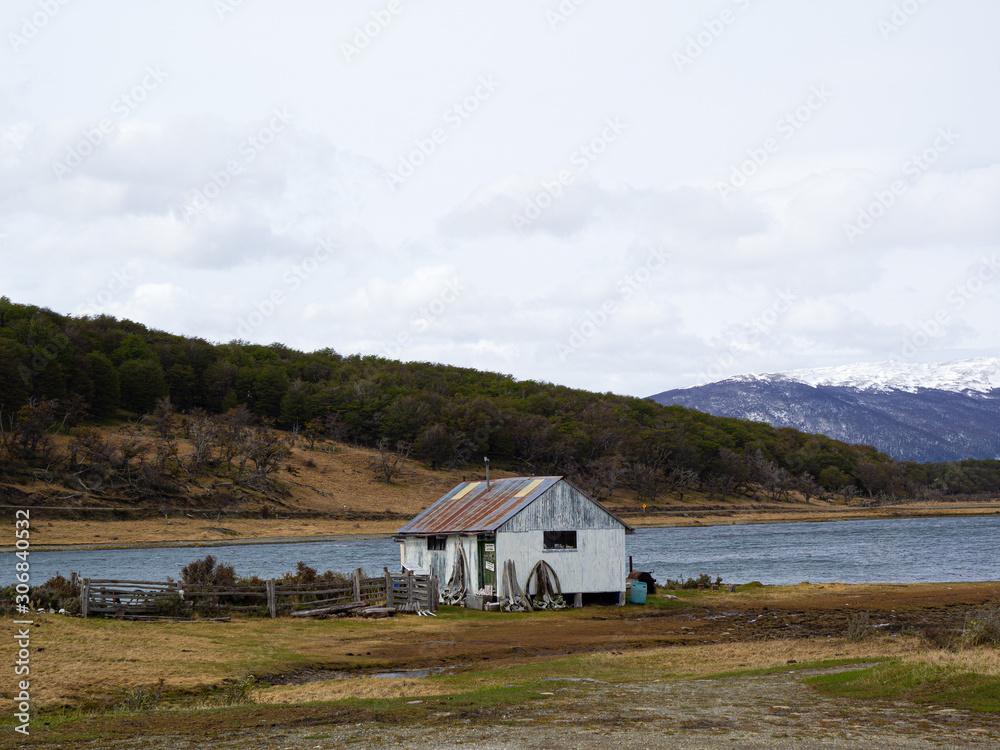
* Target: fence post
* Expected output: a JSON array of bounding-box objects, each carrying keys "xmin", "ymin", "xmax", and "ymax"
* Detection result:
[
  {"xmin": 384, "ymin": 567, "xmax": 393, "ymax": 609},
  {"xmin": 407, "ymin": 569, "xmax": 415, "ymax": 611},
  {"xmin": 353, "ymin": 568, "xmax": 362, "ymax": 603},
  {"xmin": 431, "ymin": 574, "xmax": 439, "ymax": 612},
  {"xmin": 81, "ymin": 578, "xmax": 90, "ymax": 618},
  {"xmin": 266, "ymin": 579, "xmax": 277, "ymax": 619}
]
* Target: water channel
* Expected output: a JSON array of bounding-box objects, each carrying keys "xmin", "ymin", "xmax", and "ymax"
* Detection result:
[{"xmin": 11, "ymin": 514, "xmax": 999, "ymax": 587}]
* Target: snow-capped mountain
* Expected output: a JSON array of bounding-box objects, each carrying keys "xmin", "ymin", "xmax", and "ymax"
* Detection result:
[{"xmin": 649, "ymin": 358, "xmax": 1000, "ymax": 463}]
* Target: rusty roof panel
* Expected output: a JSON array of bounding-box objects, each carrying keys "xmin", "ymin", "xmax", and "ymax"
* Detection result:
[{"xmin": 396, "ymin": 476, "xmax": 563, "ymax": 535}]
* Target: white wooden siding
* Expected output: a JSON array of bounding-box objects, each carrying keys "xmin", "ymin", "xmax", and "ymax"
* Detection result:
[
  {"xmin": 495, "ymin": 528, "xmax": 626, "ymax": 594},
  {"xmin": 498, "ymin": 482, "xmax": 621, "ymax": 533},
  {"xmin": 401, "ymin": 535, "xmax": 480, "ymax": 593}
]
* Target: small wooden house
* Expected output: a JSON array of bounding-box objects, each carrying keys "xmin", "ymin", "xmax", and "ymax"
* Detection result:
[{"xmin": 395, "ymin": 476, "xmax": 634, "ymax": 608}]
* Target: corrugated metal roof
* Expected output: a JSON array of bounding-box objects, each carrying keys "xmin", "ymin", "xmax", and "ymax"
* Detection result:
[{"xmin": 396, "ymin": 476, "xmax": 563, "ymax": 535}]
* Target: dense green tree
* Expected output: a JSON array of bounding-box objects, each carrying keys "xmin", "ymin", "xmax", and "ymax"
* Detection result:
[
  {"xmin": 84, "ymin": 351, "xmax": 120, "ymax": 418},
  {"xmin": 166, "ymin": 363, "xmax": 197, "ymax": 410},
  {"xmin": 0, "ymin": 298, "xmax": 998, "ymax": 498},
  {"xmin": 252, "ymin": 366, "xmax": 290, "ymax": 418},
  {"xmin": 0, "ymin": 339, "xmax": 29, "ymax": 412},
  {"xmin": 118, "ymin": 359, "xmax": 168, "ymax": 414},
  {"xmin": 111, "ymin": 334, "xmax": 153, "ymax": 365},
  {"xmin": 818, "ymin": 465, "xmax": 853, "ymax": 490},
  {"xmin": 279, "ymin": 379, "xmax": 313, "ymax": 426}
]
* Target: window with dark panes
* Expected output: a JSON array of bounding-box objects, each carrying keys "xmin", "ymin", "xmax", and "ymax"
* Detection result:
[
  {"xmin": 543, "ymin": 530, "xmax": 577, "ymax": 550},
  {"xmin": 427, "ymin": 536, "xmax": 446, "ymax": 551}
]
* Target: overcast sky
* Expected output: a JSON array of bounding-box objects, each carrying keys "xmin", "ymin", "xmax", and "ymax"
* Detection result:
[{"xmin": 3, "ymin": 0, "xmax": 999, "ymax": 396}]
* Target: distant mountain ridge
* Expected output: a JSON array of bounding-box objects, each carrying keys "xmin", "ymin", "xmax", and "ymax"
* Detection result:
[{"xmin": 650, "ymin": 358, "xmax": 1000, "ymax": 463}]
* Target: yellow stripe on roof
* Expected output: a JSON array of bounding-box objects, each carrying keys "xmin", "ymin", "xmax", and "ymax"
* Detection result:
[
  {"xmin": 452, "ymin": 482, "xmax": 482, "ymax": 500},
  {"xmin": 514, "ymin": 478, "xmax": 544, "ymax": 498}
]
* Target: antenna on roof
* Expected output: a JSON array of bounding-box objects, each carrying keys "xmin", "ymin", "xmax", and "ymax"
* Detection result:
[{"xmin": 484, "ymin": 457, "xmax": 490, "ymax": 490}]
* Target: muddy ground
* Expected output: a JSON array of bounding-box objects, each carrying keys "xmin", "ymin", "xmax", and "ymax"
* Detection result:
[
  {"xmin": 261, "ymin": 583, "xmax": 1000, "ymax": 678},
  {"xmin": 6, "ymin": 582, "xmax": 1000, "ymax": 749},
  {"xmin": 53, "ymin": 667, "xmax": 1000, "ymax": 750}
]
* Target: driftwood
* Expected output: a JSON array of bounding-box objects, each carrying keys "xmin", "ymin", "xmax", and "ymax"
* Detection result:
[
  {"xmin": 359, "ymin": 607, "xmax": 395, "ymax": 618},
  {"xmin": 499, "ymin": 560, "xmax": 533, "ymax": 612},
  {"xmin": 525, "ymin": 560, "xmax": 567, "ymax": 610},
  {"xmin": 106, "ymin": 616, "xmax": 230, "ymax": 623},
  {"xmin": 441, "ymin": 545, "xmax": 468, "ymax": 605},
  {"xmin": 291, "ymin": 601, "xmax": 365, "ymax": 618}
]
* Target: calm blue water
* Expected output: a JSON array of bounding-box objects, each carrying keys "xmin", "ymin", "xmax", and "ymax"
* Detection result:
[
  {"xmin": 9, "ymin": 515, "xmax": 1000, "ymax": 587},
  {"xmin": 629, "ymin": 515, "xmax": 1000, "ymax": 585}
]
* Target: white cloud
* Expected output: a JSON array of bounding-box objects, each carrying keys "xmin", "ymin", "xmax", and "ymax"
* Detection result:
[{"xmin": 2, "ymin": 0, "xmax": 1000, "ymax": 394}]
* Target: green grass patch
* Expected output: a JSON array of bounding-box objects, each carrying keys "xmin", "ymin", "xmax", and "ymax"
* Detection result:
[
  {"xmin": 0, "ymin": 683, "xmax": 557, "ymax": 748},
  {"xmin": 701, "ymin": 657, "xmax": 888, "ymax": 681},
  {"xmin": 805, "ymin": 662, "xmax": 1000, "ymax": 713}
]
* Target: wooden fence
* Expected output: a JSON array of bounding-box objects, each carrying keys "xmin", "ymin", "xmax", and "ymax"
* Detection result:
[{"xmin": 80, "ymin": 568, "xmax": 437, "ymax": 619}]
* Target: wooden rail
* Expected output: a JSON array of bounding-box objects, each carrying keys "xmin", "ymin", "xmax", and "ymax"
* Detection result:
[{"xmin": 78, "ymin": 568, "xmax": 438, "ymax": 619}]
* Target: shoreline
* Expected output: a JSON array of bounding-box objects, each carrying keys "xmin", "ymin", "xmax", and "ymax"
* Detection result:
[
  {"xmin": 8, "ymin": 502, "xmax": 1000, "ymax": 552},
  {"xmin": 1, "ymin": 533, "xmax": 395, "ymax": 554}
]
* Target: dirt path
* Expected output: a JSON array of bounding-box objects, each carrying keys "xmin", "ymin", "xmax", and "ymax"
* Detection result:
[{"xmin": 71, "ymin": 666, "xmax": 1000, "ymax": 749}]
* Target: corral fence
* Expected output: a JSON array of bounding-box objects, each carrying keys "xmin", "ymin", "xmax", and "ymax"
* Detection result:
[{"xmin": 78, "ymin": 568, "xmax": 438, "ymax": 619}]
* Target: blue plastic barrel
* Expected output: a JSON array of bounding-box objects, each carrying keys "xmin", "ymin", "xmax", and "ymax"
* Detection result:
[{"xmin": 629, "ymin": 580, "xmax": 647, "ymax": 604}]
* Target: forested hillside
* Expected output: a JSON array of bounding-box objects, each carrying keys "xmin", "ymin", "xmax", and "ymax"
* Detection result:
[{"xmin": 1, "ymin": 297, "xmax": 998, "ymax": 504}]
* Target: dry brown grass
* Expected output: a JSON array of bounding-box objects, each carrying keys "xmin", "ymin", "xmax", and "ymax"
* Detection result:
[
  {"xmin": 622, "ymin": 501, "xmax": 1000, "ymax": 529},
  {"xmin": 14, "ymin": 429, "xmax": 1000, "ymax": 549},
  {"xmin": 32, "ymin": 517, "xmax": 404, "ymax": 547},
  {"xmin": 906, "ymin": 647, "xmax": 1000, "ymax": 676},
  {"xmin": 20, "ymin": 439, "xmax": 529, "ymax": 546},
  {"xmin": 631, "ymin": 637, "xmax": 914, "ymax": 676},
  {"xmin": 5, "ymin": 579, "xmax": 998, "ymax": 712},
  {"xmin": 0, "ymin": 613, "xmax": 434, "ymax": 707},
  {"xmin": 260, "ymin": 677, "xmax": 450, "ymax": 704}
]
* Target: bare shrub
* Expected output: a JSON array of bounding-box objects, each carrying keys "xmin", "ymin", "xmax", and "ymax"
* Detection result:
[
  {"xmin": 961, "ymin": 606, "xmax": 1000, "ymax": 648},
  {"xmin": 369, "ymin": 438, "xmax": 411, "ymax": 484},
  {"xmin": 110, "ymin": 678, "xmax": 165, "ymax": 712},
  {"xmin": 217, "ymin": 675, "xmax": 257, "ymax": 706},
  {"xmin": 846, "ymin": 612, "xmax": 875, "ymax": 642}
]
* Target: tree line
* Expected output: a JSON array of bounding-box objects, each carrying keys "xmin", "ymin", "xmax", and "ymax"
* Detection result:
[{"xmin": 1, "ymin": 297, "xmax": 998, "ymax": 505}]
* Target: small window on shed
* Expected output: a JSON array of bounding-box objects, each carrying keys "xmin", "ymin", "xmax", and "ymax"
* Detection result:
[
  {"xmin": 543, "ymin": 530, "xmax": 577, "ymax": 550},
  {"xmin": 427, "ymin": 536, "xmax": 446, "ymax": 551}
]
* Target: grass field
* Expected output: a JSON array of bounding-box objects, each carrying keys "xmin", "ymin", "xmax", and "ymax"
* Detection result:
[{"xmin": 2, "ymin": 582, "xmax": 998, "ymax": 747}]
